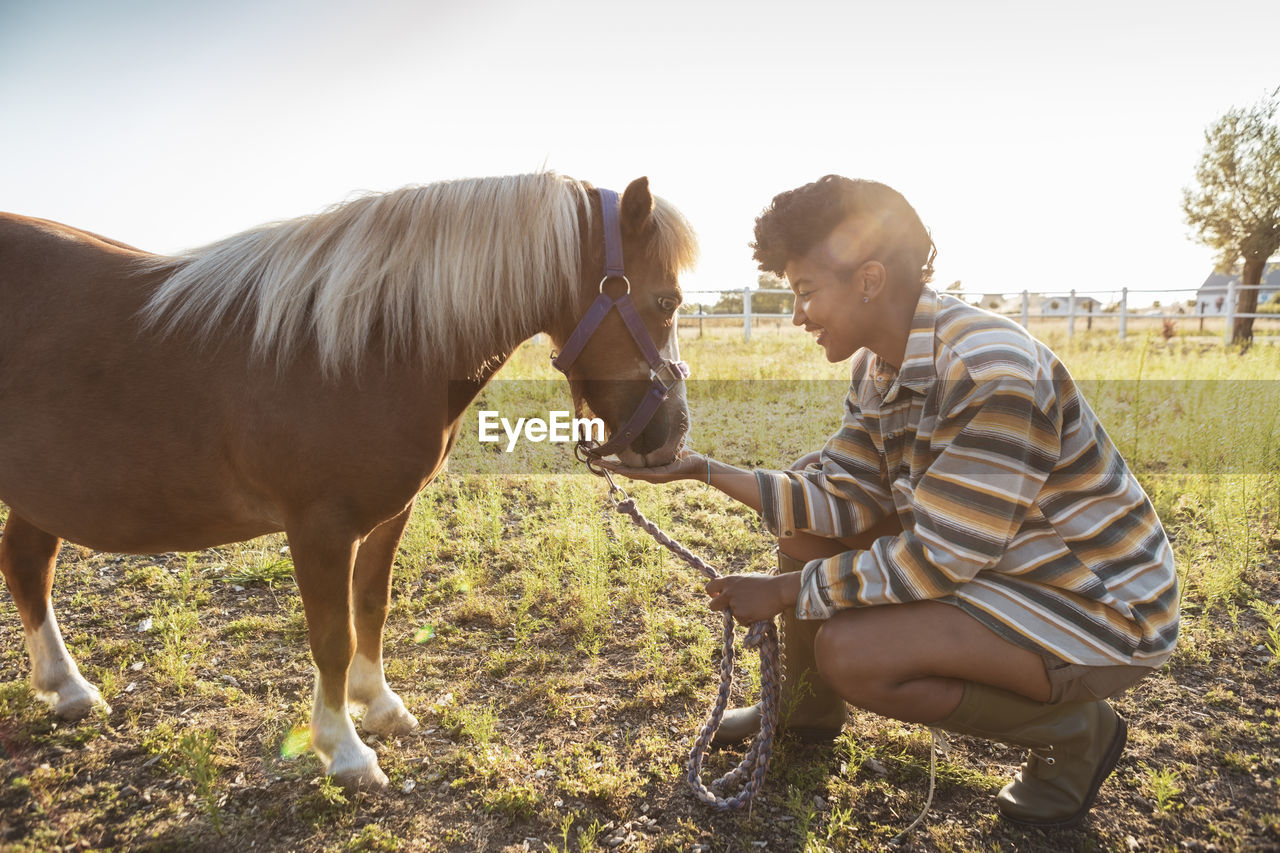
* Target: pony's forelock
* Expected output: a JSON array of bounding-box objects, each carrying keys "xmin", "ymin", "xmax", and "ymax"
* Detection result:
[{"xmin": 650, "ymin": 195, "xmax": 699, "ymax": 276}]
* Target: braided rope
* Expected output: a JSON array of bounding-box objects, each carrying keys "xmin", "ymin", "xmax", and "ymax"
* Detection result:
[
  {"xmin": 612, "ymin": 497, "xmax": 780, "ymax": 810},
  {"xmin": 606, "ymin": 491, "xmax": 940, "ymax": 840}
]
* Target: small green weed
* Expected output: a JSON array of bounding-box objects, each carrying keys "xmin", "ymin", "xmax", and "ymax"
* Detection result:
[
  {"xmin": 224, "ymin": 555, "xmax": 295, "ymax": 587},
  {"xmin": 150, "ymin": 602, "xmax": 203, "ymax": 694},
  {"xmin": 783, "ymin": 783, "xmax": 818, "ymax": 841},
  {"xmin": 552, "ymin": 744, "xmax": 643, "ymax": 803},
  {"xmin": 171, "ymin": 727, "xmax": 223, "ymax": 827},
  {"xmin": 576, "ymin": 819, "xmax": 606, "ymax": 852},
  {"xmin": 1142, "ymin": 763, "xmax": 1185, "ymax": 813},
  {"xmin": 222, "ymin": 614, "xmax": 278, "ymax": 640},
  {"xmin": 547, "ymin": 813, "xmax": 604, "ymax": 853},
  {"xmin": 440, "ymin": 700, "xmax": 500, "ymax": 747},
  {"xmin": 480, "ymin": 779, "xmax": 539, "ymax": 816},
  {"xmin": 1252, "ymin": 598, "xmax": 1280, "ymax": 669},
  {"xmin": 343, "ymin": 822, "xmax": 403, "ymax": 851},
  {"xmin": 297, "ymin": 774, "xmax": 352, "ymax": 823}
]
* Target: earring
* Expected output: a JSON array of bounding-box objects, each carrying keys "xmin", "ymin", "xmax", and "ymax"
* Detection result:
[{"xmin": 862, "ymin": 296, "xmax": 869, "ymax": 304}]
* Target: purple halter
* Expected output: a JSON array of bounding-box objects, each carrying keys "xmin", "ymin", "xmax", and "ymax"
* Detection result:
[{"xmin": 551, "ymin": 188, "xmax": 690, "ymax": 460}]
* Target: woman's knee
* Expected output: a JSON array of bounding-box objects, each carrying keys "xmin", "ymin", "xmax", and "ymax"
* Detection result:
[{"xmin": 813, "ymin": 614, "xmax": 877, "ymax": 690}]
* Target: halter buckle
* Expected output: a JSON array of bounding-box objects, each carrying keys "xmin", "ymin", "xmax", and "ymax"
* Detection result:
[{"xmin": 650, "ymin": 360, "xmax": 687, "ymax": 392}]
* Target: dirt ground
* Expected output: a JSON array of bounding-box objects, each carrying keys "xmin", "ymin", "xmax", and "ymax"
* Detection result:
[{"xmin": 1, "ymin": 535, "xmax": 1278, "ymax": 852}]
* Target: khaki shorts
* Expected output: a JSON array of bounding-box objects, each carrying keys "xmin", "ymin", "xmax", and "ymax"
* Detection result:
[{"xmin": 1041, "ymin": 653, "xmax": 1154, "ymax": 704}]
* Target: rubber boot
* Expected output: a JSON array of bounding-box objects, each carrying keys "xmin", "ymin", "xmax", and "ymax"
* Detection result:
[
  {"xmin": 712, "ymin": 552, "xmax": 848, "ymax": 746},
  {"xmin": 936, "ymin": 681, "xmax": 1128, "ymax": 828}
]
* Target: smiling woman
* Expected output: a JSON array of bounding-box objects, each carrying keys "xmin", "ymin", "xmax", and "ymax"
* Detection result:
[
  {"xmin": 759, "ymin": 178, "xmax": 937, "ymax": 364},
  {"xmin": 605, "ymin": 173, "xmax": 1179, "ymax": 832}
]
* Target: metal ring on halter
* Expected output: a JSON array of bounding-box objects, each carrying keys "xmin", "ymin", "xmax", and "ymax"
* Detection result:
[
  {"xmin": 575, "ymin": 441, "xmax": 603, "ymax": 471},
  {"xmin": 598, "ymin": 275, "xmax": 631, "ymax": 295},
  {"xmin": 602, "ymin": 469, "xmax": 628, "ymax": 505},
  {"xmin": 575, "ymin": 441, "xmax": 629, "ymax": 503}
]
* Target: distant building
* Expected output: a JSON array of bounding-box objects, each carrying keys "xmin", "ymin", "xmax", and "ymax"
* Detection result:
[
  {"xmin": 1039, "ymin": 295, "xmax": 1101, "ymax": 316},
  {"xmin": 1195, "ymin": 262, "xmax": 1280, "ymax": 315},
  {"xmin": 974, "ymin": 293, "xmax": 1101, "ymax": 316},
  {"xmin": 977, "ymin": 293, "xmax": 1010, "ymax": 312}
]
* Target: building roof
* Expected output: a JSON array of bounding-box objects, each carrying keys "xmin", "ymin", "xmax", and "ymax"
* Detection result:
[{"xmin": 1196, "ymin": 261, "xmax": 1280, "ymax": 302}]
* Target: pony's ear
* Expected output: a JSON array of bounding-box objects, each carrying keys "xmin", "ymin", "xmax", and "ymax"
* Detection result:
[{"xmin": 620, "ymin": 176, "xmax": 654, "ymax": 233}]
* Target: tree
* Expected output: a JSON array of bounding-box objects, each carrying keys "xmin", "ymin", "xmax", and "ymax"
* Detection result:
[
  {"xmin": 1182, "ymin": 89, "xmax": 1280, "ymax": 343},
  {"xmin": 751, "ymin": 272, "xmax": 793, "ymax": 315},
  {"xmin": 711, "ymin": 273, "xmax": 794, "ymax": 315}
]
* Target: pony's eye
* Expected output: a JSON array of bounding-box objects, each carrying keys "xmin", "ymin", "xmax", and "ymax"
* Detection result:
[{"xmin": 657, "ymin": 296, "xmax": 679, "ymax": 314}]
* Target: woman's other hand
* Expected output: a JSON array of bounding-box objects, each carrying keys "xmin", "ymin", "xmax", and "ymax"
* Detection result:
[{"xmin": 705, "ymin": 572, "xmax": 802, "ymax": 625}]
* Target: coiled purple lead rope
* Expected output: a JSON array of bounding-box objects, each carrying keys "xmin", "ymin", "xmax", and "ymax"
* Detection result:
[{"xmin": 607, "ymin": 488, "xmax": 781, "ymax": 810}]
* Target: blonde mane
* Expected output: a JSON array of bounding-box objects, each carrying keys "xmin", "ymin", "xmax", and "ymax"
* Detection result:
[{"xmin": 141, "ymin": 172, "xmax": 695, "ymax": 375}]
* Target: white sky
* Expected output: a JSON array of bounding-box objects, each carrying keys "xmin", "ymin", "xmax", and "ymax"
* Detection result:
[{"xmin": 3, "ymin": 0, "xmax": 1276, "ymax": 307}]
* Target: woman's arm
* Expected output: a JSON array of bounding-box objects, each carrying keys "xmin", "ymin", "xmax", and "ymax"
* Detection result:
[
  {"xmin": 599, "ymin": 452, "xmax": 766, "ymax": 513},
  {"xmin": 605, "ymin": 451, "xmax": 904, "ymax": 562}
]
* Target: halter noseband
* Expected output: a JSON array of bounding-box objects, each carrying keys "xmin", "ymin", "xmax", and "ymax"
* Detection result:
[{"xmin": 551, "ymin": 187, "xmax": 689, "ymax": 460}]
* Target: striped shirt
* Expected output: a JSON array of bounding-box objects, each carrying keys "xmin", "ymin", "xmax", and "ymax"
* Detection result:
[{"xmin": 755, "ymin": 287, "xmax": 1179, "ymax": 668}]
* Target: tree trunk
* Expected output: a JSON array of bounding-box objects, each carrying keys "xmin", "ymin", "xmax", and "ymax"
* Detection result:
[{"xmin": 1232, "ymin": 256, "xmax": 1266, "ymax": 344}]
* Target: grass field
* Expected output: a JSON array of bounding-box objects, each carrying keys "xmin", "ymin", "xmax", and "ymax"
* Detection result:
[{"xmin": 2, "ymin": 327, "xmax": 1279, "ymax": 852}]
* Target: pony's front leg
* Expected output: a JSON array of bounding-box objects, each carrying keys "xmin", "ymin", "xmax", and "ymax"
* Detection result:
[
  {"xmin": 0, "ymin": 513, "xmax": 108, "ymax": 719},
  {"xmin": 289, "ymin": 520, "xmax": 387, "ymax": 789},
  {"xmin": 348, "ymin": 501, "xmax": 419, "ymax": 736}
]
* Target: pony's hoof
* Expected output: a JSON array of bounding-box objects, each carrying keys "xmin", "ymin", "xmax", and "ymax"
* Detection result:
[
  {"xmin": 43, "ymin": 679, "xmax": 110, "ymax": 720},
  {"xmin": 362, "ymin": 696, "xmax": 419, "ymax": 737},
  {"xmin": 324, "ymin": 738, "xmax": 388, "ymax": 791},
  {"xmin": 332, "ymin": 763, "xmax": 390, "ymax": 792}
]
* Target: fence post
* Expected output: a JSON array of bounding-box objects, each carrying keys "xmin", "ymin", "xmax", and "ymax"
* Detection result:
[
  {"xmin": 743, "ymin": 287, "xmax": 752, "ymax": 342},
  {"xmin": 1020, "ymin": 291, "xmax": 1030, "ymax": 327},
  {"xmin": 1068, "ymin": 289, "xmax": 1077, "ymax": 339},
  {"xmin": 1119, "ymin": 288, "xmax": 1128, "ymax": 341},
  {"xmin": 1224, "ymin": 280, "xmax": 1236, "ymax": 345}
]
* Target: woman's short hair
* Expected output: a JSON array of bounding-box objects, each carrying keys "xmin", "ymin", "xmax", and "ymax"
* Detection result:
[{"xmin": 751, "ymin": 175, "xmax": 936, "ymax": 287}]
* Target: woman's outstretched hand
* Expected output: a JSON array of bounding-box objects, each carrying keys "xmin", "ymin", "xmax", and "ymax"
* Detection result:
[{"xmin": 597, "ymin": 450, "xmax": 707, "ymax": 485}]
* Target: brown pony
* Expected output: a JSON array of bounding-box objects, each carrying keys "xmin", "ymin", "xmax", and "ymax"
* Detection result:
[{"xmin": 0, "ymin": 173, "xmax": 696, "ymax": 787}]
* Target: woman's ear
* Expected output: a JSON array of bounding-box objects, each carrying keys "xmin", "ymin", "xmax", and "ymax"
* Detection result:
[
  {"xmin": 620, "ymin": 177, "xmax": 654, "ymax": 234},
  {"xmin": 860, "ymin": 261, "xmax": 887, "ymax": 301}
]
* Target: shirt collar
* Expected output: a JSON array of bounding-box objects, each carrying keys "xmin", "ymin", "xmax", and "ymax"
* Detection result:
[{"xmin": 873, "ymin": 286, "xmax": 938, "ymax": 401}]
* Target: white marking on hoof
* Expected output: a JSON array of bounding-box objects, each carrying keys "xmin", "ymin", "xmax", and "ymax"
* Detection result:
[
  {"xmin": 49, "ymin": 679, "xmax": 108, "ymax": 720},
  {"xmin": 363, "ymin": 693, "xmax": 420, "ymax": 737},
  {"xmin": 26, "ymin": 606, "xmax": 111, "ymax": 719},
  {"xmin": 348, "ymin": 654, "xmax": 419, "ymax": 736},
  {"xmin": 310, "ymin": 687, "xmax": 388, "ymax": 790}
]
